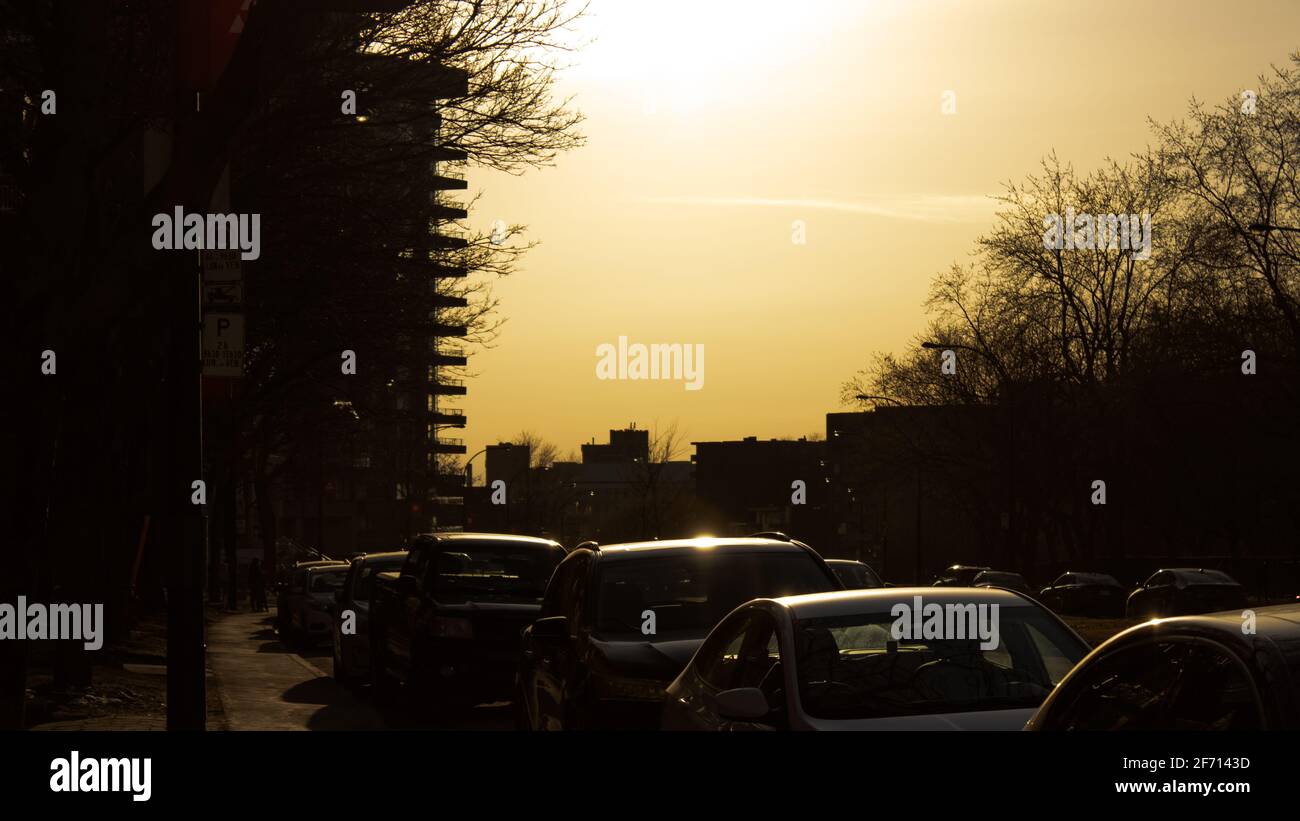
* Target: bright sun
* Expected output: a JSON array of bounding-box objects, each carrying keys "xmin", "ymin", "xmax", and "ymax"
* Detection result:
[{"xmin": 569, "ymin": 0, "xmax": 878, "ymax": 115}]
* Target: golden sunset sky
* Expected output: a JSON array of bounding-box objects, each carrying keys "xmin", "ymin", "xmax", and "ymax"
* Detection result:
[{"xmin": 462, "ymin": 0, "xmax": 1300, "ymax": 464}]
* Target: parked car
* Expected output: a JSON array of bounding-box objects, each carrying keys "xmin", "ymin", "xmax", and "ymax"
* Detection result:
[
  {"xmin": 515, "ymin": 533, "xmax": 843, "ymax": 730},
  {"xmin": 1027, "ymin": 602, "xmax": 1300, "ymax": 730},
  {"xmin": 1125, "ymin": 568, "xmax": 1246, "ymax": 619},
  {"xmin": 664, "ymin": 587, "xmax": 1088, "ymax": 730},
  {"xmin": 274, "ymin": 559, "xmax": 347, "ymax": 637},
  {"xmin": 826, "ymin": 559, "xmax": 884, "ymax": 589},
  {"xmin": 370, "ymin": 533, "xmax": 566, "ymax": 708},
  {"xmin": 971, "ymin": 570, "xmax": 1034, "ymax": 597},
  {"xmin": 281, "ymin": 564, "xmax": 350, "ymax": 646},
  {"xmin": 331, "ymin": 551, "xmax": 408, "ymax": 687},
  {"xmin": 1037, "ymin": 571, "xmax": 1126, "ymax": 617},
  {"xmin": 931, "ymin": 565, "xmax": 990, "ymax": 587}
]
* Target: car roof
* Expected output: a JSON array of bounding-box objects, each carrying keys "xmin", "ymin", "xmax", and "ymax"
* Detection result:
[
  {"xmin": 825, "ymin": 559, "xmax": 866, "ymax": 567},
  {"xmin": 593, "ymin": 537, "xmax": 814, "ymax": 561},
  {"xmin": 414, "ymin": 532, "xmax": 562, "ymax": 548},
  {"xmin": 354, "ymin": 551, "xmax": 407, "ymax": 564},
  {"xmin": 306, "ymin": 564, "xmax": 349, "ymax": 575},
  {"xmin": 766, "ymin": 586, "xmax": 1034, "ymax": 619},
  {"xmin": 1155, "ymin": 568, "xmax": 1238, "ymax": 583},
  {"xmin": 1108, "ymin": 602, "xmax": 1300, "ymax": 647}
]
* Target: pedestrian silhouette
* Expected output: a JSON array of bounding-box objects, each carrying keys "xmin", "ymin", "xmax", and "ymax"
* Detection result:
[{"xmin": 249, "ymin": 559, "xmax": 267, "ymax": 612}]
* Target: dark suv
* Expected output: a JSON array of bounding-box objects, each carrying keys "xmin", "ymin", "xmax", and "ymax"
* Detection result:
[
  {"xmin": 370, "ymin": 533, "xmax": 566, "ymax": 708},
  {"xmin": 515, "ymin": 534, "xmax": 841, "ymax": 730}
]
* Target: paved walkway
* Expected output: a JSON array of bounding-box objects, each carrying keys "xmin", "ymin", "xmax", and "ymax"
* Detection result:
[{"xmin": 206, "ymin": 609, "xmax": 385, "ymax": 730}]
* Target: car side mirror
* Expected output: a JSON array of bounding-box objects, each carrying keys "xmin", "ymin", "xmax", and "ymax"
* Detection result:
[
  {"xmin": 531, "ymin": 615, "xmax": 569, "ymax": 642},
  {"xmin": 713, "ymin": 687, "xmax": 771, "ymax": 721}
]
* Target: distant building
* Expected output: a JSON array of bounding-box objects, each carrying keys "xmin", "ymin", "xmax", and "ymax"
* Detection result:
[
  {"xmin": 581, "ymin": 426, "xmax": 649, "ymax": 463},
  {"xmin": 691, "ymin": 436, "xmax": 830, "ymax": 545},
  {"xmin": 486, "ymin": 443, "xmax": 531, "ymax": 490}
]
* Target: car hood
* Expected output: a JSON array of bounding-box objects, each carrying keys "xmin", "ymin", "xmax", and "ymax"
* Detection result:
[
  {"xmin": 589, "ymin": 637, "xmax": 705, "ymax": 681},
  {"xmin": 802, "ymin": 707, "xmax": 1036, "ymax": 731},
  {"xmin": 435, "ymin": 601, "xmax": 542, "ymax": 615}
]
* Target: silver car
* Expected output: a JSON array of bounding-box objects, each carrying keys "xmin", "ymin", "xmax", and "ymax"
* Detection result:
[
  {"xmin": 331, "ymin": 551, "xmax": 407, "ymax": 686},
  {"xmin": 283, "ymin": 564, "xmax": 350, "ymax": 647},
  {"xmin": 663, "ymin": 587, "xmax": 1088, "ymax": 730}
]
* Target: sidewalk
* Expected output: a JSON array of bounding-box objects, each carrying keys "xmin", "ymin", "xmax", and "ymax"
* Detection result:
[{"xmin": 206, "ymin": 609, "xmax": 386, "ymax": 730}]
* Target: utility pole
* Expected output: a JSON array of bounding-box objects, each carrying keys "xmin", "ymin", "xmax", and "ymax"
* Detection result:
[{"xmin": 164, "ymin": 1, "xmax": 211, "ymax": 727}]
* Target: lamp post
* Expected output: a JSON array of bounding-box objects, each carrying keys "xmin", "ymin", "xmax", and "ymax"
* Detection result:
[{"xmin": 463, "ymin": 447, "xmax": 489, "ymax": 487}]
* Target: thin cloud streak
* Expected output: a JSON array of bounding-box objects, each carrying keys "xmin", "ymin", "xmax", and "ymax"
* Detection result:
[{"xmin": 639, "ymin": 194, "xmax": 997, "ymax": 223}]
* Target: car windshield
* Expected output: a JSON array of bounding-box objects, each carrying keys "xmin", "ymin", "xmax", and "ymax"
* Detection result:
[
  {"xmin": 976, "ymin": 573, "xmax": 1025, "ymax": 587},
  {"xmin": 832, "ymin": 563, "xmax": 882, "ymax": 589},
  {"xmin": 793, "ymin": 605, "xmax": 1087, "ymax": 720},
  {"xmin": 431, "ymin": 543, "xmax": 564, "ymax": 604},
  {"xmin": 1073, "ymin": 573, "xmax": 1119, "ymax": 586},
  {"xmin": 936, "ymin": 567, "xmax": 984, "ymax": 584},
  {"xmin": 357, "ymin": 558, "xmax": 406, "ymax": 602},
  {"xmin": 595, "ymin": 552, "xmax": 835, "ymax": 639},
  {"xmin": 1175, "ymin": 570, "xmax": 1236, "ymax": 585}
]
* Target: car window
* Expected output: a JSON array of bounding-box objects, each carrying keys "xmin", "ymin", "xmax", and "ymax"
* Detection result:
[
  {"xmin": 696, "ymin": 615, "xmax": 750, "ymax": 691},
  {"xmin": 541, "ymin": 551, "xmax": 589, "ymax": 621},
  {"xmin": 738, "ymin": 612, "xmax": 787, "ymax": 725},
  {"xmin": 738, "ymin": 613, "xmax": 781, "ymax": 690},
  {"xmin": 1026, "ymin": 622, "xmax": 1078, "ymax": 682},
  {"xmin": 564, "ymin": 553, "xmax": 590, "ymax": 624},
  {"xmin": 793, "ymin": 605, "xmax": 1088, "ymax": 720},
  {"xmin": 593, "ymin": 552, "xmax": 835, "ymax": 640},
  {"xmin": 1147, "ymin": 571, "xmax": 1173, "ymax": 587},
  {"xmin": 425, "ymin": 542, "xmax": 564, "ymax": 604},
  {"xmin": 1045, "ymin": 639, "xmax": 1263, "ymax": 730},
  {"xmin": 540, "ymin": 558, "xmax": 571, "ymax": 618},
  {"xmin": 356, "ymin": 558, "xmax": 404, "ymax": 603}
]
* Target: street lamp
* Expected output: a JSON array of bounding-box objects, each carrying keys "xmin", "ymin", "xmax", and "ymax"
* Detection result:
[
  {"xmin": 921, "ymin": 339, "xmax": 1010, "ymax": 384},
  {"xmin": 463, "ymin": 446, "xmax": 493, "ymax": 486}
]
